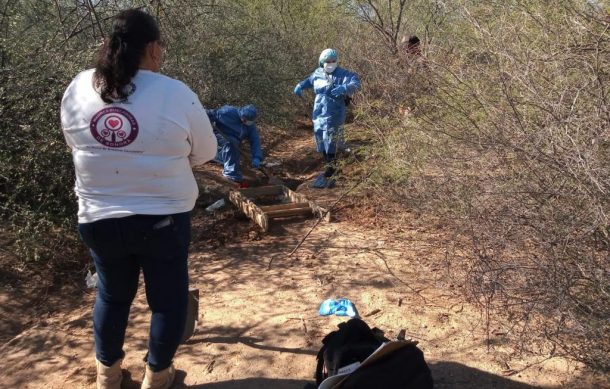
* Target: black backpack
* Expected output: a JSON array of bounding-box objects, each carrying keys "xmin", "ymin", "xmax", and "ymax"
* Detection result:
[{"xmin": 315, "ymin": 318, "xmax": 434, "ymax": 389}]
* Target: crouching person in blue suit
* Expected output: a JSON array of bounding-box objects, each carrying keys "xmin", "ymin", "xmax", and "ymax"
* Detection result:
[{"xmin": 207, "ymin": 104, "xmax": 263, "ymax": 187}]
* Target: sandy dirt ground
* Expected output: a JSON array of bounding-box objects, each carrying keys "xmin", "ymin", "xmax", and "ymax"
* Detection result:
[{"xmin": 0, "ymin": 125, "xmax": 604, "ymax": 389}]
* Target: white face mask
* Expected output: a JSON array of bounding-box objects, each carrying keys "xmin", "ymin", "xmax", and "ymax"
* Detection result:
[
  {"xmin": 243, "ymin": 120, "xmax": 255, "ymax": 126},
  {"xmin": 324, "ymin": 62, "xmax": 337, "ymax": 73}
]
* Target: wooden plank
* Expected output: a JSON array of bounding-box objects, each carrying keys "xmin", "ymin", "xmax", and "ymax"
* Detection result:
[
  {"xmin": 238, "ymin": 185, "xmax": 284, "ymax": 198},
  {"xmin": 267, "ymin": 207, "xmax": 312, "ymax": 219},
  {"xmin": 230, "ymin": 185, "xmax": 326, "ymax": 229},
  {"xmin": 259, "ymin": 202, "xmax": 310, "ymax": 212},
  {"xmin": 228, "ymin": 190, "xmax": 269, "ymax": 231},
  {"xmin": 282, "ymin": 187, "xmax": 331, "ymax": 222}
]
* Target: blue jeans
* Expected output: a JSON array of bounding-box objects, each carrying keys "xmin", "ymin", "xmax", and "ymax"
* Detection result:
[{"xmin": 78, "ymin": 212, "xmax": 191, "ymax": 372}]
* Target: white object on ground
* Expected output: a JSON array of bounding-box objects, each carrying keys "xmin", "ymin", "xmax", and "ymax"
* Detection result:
[{"xmin": 205, "ymin": 199, "xmax": 225, "ymax": 213}]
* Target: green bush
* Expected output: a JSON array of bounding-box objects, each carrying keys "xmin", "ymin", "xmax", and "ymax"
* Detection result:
[{"xmin": 0, "ymin": 0, "xmax": 348, "ymax": 264}]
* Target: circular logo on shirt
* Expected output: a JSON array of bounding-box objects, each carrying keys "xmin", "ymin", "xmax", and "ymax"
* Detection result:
[{"xmin": 90, "ymin": 107, "xmax": 139, "ymax": 147}]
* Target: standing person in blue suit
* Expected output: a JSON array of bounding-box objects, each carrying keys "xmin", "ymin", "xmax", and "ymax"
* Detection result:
[
  {"xmin": 294, "ymin": 48, "xmax": 361, "ymax": 188},
  {"xmin": 206, "ymin": 104, "xmax": 263, "ymax": 187}
]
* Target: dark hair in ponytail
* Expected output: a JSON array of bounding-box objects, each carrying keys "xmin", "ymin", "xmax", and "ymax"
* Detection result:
[{"xmin": 94, "ymin": 9, "xmax": 160, "ymax": 103}]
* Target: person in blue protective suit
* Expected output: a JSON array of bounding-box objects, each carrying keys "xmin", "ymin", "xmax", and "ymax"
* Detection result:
[
  {"xmin": 206, "ymin": 104, "xmax": 263, "ymax": 187},
  {"xmin": 293, "ymin": 48, "xmax": 361, "ymax": 188}
]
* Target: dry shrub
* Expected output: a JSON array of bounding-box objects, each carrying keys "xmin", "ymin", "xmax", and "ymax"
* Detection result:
[{"xmin": 355, "ymin": 1, "xmax": 609, "ymax": 371}]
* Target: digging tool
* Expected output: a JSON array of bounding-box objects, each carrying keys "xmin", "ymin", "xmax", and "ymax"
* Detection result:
[{"xmin": 180, "ymin": 288, "xmax": 199, "ymax": 343}]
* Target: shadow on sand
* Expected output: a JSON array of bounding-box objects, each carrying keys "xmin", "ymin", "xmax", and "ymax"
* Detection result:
[{"xmin": 163, "ymin": 361, "xmax": 547, "ymax": 389}]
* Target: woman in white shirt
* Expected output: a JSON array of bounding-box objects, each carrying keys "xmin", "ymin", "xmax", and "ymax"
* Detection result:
[{"xmin": 60, "ymin": 9, "xmax": 216, "ymax": 389}]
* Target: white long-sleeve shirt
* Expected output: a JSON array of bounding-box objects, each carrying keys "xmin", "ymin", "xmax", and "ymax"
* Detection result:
[{"xmin": 61, "ymin": 69, "xmax": 217, "ymax": 223}]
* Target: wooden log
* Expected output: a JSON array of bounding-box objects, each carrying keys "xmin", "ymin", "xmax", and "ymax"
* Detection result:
[
  {"xmin": 259, "ymin": 202, "xmax": 310, "ymax": 212},
  {"xmin": 282, "ymin": 187, "xmax": 331, "ymax": 222},
  {"xmin": 238, "ymin": 185, "xmax": 284, "ymax": 198},
  {"xmin": 229, "ymin": 190, "xmax": 269, "ymax": 231},
  {"xmin": 266, "ymin": 207, "xmax": 312, "ymax": 219}
]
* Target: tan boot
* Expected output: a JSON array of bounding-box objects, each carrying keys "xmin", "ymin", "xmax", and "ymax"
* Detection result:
[
  {"xmin": 141, "ymin": 364, "xmax": 175, "ymax": 389},
  {"xmin": 96, "ymin": 359, "xmax": 122, "ymax": 389}
]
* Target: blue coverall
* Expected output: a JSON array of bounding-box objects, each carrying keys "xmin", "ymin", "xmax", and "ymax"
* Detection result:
[
  {"xmin": 295, "ymin": 67, "xmax": 361, "ymax": 154},
  {"xmin": 206, "ymin": 106, "xmax": 263, "ymax": 182}
]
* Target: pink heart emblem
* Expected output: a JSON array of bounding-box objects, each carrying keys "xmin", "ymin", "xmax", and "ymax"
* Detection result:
[{"xmin": 105, "ymin": 116, "xmax": 123, "ymax": 130}]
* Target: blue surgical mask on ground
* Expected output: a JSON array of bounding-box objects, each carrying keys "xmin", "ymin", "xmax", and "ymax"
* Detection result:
[{"xmin": 324, "ymin": 63, "xmax": 337, "ymax": 73}]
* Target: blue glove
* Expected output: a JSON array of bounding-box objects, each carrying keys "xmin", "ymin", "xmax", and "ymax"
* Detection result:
[
  {"xmin": 294, "ymin": 84, "xmax": 303, "ymax": 97},
  {"xmin": 252, "ymin": 157, "xmax": 261, "ymax": 168},
  {"xmin": 330, "ymin": 85, "xmax": 347, "ymax": 98}
]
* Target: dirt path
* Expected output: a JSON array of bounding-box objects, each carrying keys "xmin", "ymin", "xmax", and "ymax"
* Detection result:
[{"xmin": 0, "ymin": 126, "xmax": 597, "ymax": 388}]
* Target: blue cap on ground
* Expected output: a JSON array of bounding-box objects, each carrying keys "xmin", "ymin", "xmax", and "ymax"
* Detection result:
[
  {"xmin": 319, "ymin": 298, "xmax": 359, "ymax": 317},
  {"xmin": 239, "ymin": 104, "xmax": 257, "ymax": 121}
]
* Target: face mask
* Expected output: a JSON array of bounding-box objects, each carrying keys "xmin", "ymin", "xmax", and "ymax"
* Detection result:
[
  {"xmin": 324, "ymin": 62, "xmax": 337, "ymax": 73},
  {"xmin": 243, "ymin": 120, "xmax": 255, "ymax": 126}
]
